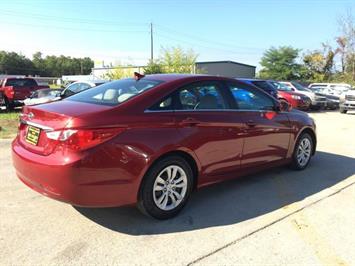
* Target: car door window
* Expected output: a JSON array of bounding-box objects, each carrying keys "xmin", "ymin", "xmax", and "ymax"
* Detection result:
[
  {"xmin": 148, "ymin": 81, "xmax": 228, "ymax": 111},
  {"xmin": 78, "ymin": 83, "xmax": 92, "ymax": 93},
  {"xmin": 149, "ymin": 96, "xmax": 173, "ymax": 111},
  {"xmin": 177, "ymin": 82, "xmax": 227, "ymax": 110},
  {"xmin": 63, "ymin": 83, "xmax": 80, "ymax": 97},
  {"xmin": 228, "ymin": 82, "xmax": 275, "ymax": 111}
]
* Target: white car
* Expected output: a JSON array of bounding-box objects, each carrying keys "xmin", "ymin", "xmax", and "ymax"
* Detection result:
[
  {"xmin": 61, "ymin": 80, "xmax": 106, "ymax": 98},
  {"xmin": 308, "ymin": 83, "xmax": 351, "ymax": 96},
  {"xmin": 24, "ymin": 89, "xmax": 62, "ymax": 106},
  {"xmin": 280, "ymin": 81, "xmax": 327, "ymax": 110},
  {"xmin": 340, "ymin": 89, "xmax": 355, "ymax": 114}
]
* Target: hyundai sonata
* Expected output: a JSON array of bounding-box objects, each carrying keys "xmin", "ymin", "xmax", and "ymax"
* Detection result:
[{"xmin": 12, "ymin": 74, "xmax": 316, "ymax": 219}]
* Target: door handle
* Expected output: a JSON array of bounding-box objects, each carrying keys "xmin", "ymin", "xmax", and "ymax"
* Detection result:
[
  {"xmin": 180, "ymin": 117, "xmax": 200, "ymax": 126},
  {"xmin": 246, "ymin": 120, "xmax": 257, "ymax": 127}
]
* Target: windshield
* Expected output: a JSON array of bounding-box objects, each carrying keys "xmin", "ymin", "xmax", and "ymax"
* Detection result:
[
  {"xmin": 271, "ymin": 82, "xmax": 292, "ymax": 91},
  {"xmin": 67, "ymin": 78, "xmax": 163, "ymax": 106},
  {"xmin": 292, "ymin": 82, "xmax": 311, "ymax": 92}
]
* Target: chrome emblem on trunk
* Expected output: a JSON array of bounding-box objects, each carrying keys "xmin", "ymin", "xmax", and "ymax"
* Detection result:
[{"xmin": 28, "ymin": 112, "xmax": 34, "ymax": 120}]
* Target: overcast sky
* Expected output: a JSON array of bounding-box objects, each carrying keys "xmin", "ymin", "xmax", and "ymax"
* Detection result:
[{"xmin": 0, "ymin": 0, "xmax": 354, "ymax": 69}]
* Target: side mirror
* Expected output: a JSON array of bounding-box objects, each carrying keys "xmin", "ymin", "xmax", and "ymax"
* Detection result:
[{"xmin": 278, "ymin": 100, "xmax": 291, "ymax": 112}]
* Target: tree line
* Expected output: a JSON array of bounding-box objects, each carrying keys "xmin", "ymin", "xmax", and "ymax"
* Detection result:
[
  {"xmin": 0, "ymin": 51, "xmax": 94, "ymax": 77},
  {"xmin": 259, "ymin": 12, "xmax": 355, "ymax": 84},
  {"xmin": 105, "ymin": 46, "xmax": 200, "ymax": 80}
]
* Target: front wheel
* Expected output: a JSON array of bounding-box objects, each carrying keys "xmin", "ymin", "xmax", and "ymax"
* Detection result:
[
  {"xmin": 290, "ymin": 133, "xmax": 313, "ymax": 170},
  {"xmin": 137, "ymin": 156, "xmax": 194, "ymax": 219}
]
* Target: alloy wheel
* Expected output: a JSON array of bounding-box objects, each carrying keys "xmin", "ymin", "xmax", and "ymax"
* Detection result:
[
  {"xmin": 297, "ymin": 138, "xmax": 312, "ymax": 167},
  {"xmin": 152, "ymin": 165, "xmax": 188, "ymax": 211}
]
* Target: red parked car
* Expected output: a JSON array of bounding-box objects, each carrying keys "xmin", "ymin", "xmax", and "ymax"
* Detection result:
[
  {"xmin": 0, "ymin": 78, "xmax": 49, "ymax": 110},
  {"xmin": 270, "ymin": 81, "xmax": 311, "ymax": 110},
  {"xmin": 12, "ymin": 74, "xmax": 317, "ymax": 219}
]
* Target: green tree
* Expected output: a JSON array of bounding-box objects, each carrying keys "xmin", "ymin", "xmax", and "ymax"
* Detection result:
[
  {"xmin": 159, "ymin": 46, "xmax": 198, "ymax": 73},
  {"xmin": 0, "ymin": 51, "xmax": 36, "ymax": 75},
  {"xmin": 143, "ymin": 59, "xmax": 164, "ymax": 74},
  {"xmin": 303, "ymin": 44, "xmax": 336, "ymax": 81},
  {"xmin": 105, "ymin": 64, "xmax": 135, "ymax": 80},
  {"xmin": 259, "ymin": 46, "xmax": 302, "ymax": 80}
]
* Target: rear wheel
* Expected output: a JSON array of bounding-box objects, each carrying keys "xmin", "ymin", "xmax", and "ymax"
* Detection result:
[
  {"xmin": 340, "ymin": 108, "xmax": 347, "ymax": 114},
  {"xmin": 3, "ymin": 97, "xmax": 13, "ymax": 111},
  {"xmin": 137, "ymin": 156, "xmax": 194, "ymax": 219},
  {"xmin": 290, "ymin": 133, "xmax": 313, "ymax": 170}
]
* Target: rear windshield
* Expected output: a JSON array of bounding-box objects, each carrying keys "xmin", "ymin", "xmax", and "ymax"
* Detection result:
[
  {"xmin": 5, "ymin": 79, "xmax": 36, "ymax": 87},
  {"xmin": 251, "ymin": 81, "xmax": 275, "ymax": 91},
  {"xmin": 292, "ymin": 82, "xmax": 311, "ymax": 92},
  {"xmin": 66, "ymin": 78, "xmax": 163, "ymax": 106},
  {"xmin": 272, "ymin": 82, "xmax": 292, "ymax": 91}
]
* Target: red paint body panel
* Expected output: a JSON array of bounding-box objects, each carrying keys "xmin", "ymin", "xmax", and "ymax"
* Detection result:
[
  {"xmin": 12, "ymin": 75, "xmax": 317, "ymax": 207},
  {"xmin": 0, "ymin": 78, "xmax": 48, "ymax": 105},
  {"xmin": 277, "ymin": 90, "xmax": 310, "ymax": 110}
]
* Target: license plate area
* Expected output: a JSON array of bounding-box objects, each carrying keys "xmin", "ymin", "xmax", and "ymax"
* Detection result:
[{"xmin": 25, "ymin": 126, "xmax": 41, "ymax": 146}]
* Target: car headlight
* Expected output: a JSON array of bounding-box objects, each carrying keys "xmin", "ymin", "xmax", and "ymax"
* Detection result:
[{"xmin": 291, "ymin": 95, "xmax": 301, "ymax": 100}]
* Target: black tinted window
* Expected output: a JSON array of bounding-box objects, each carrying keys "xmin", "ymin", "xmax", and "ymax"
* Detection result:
[
  {"xmin": 228, "ymin": 82, "xmax": 275, "ymax": 111},
  {"xmin": 177, "ymin": 82, "xmax": 226, "ymax": 110},
  {"xmin": 252, "ymin": 81, "xmax": 274, "ymax": 91},
  {"xmin": 24, "ymin": 79, "xmax": 37, "ymax": 87},
  {"xmin": 67, "ymin": 78, "xmax": 163, "ymax": 106},
  {"xmin": 6, "ymin": 78, "xmax": 37, "ymax": 87}
]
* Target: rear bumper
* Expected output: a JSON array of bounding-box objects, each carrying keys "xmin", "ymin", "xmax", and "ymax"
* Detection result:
[{"xmin": 12, "ymin": 137, "xmax": 144, "ymax": 207}]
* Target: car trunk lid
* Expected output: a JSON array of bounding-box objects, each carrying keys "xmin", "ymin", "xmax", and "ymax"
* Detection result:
[{"xmin": 19, "ymin": 100, "xmax": 112, "ymax": 155}]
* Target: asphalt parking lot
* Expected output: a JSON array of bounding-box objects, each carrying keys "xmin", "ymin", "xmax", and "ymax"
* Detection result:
[{"xmin": 0, "ymin": 111, "xmax": 354, "ymax": 265}]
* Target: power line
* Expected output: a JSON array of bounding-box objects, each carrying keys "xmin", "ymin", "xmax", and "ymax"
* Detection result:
[
  {"xmin": 155, "ymin": 24, "xmax": 264, "ymax": 51},
  {"xmin": 0, "ymin": 9, "xmax": 148, "ymax": 26},
  {"xmin": 155, "ymin": 33, "xmax": 262, "ymax": 56},
  {"xmin": 0, "ymin": 20, "xmax": 148, "ymax": 33}
]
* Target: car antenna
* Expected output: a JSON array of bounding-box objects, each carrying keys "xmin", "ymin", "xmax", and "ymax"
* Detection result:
[{"xmin": 134, "ymin": 72, "xmax": 145, "ymax": 81}]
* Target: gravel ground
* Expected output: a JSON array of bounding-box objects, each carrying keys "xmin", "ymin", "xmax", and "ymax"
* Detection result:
[{"xmin": 0, "ymin": 110, "xmax": 354, "ymax": 266}]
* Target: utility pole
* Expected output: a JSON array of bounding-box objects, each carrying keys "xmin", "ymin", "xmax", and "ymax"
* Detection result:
[{"xmin": 150, "ymin": 22, "xmax": 154, "ymax": 61}]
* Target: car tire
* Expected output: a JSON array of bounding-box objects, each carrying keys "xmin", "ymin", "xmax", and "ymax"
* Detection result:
[
  {"xmin": 290, "ymin": 133, "xmax": 313, "ymax": 170},
  {"xmin": 4, "ymin": 97, "xmax": 14, "ymax": 112},
  {"xmin": 137, "ymin": 155, "xmax": 194, "ymax": 219},
  {"xmin": 340, "ymin": 108, "xmax": 347, "ymax": 114},
  {"xmin": 311, "ymin": 105, "xmax": 321, "ymax": 111}
]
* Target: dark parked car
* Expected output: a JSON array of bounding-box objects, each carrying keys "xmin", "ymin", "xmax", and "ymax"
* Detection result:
[
  {"xmin": 237, "ymin": 78, "xmax": 278, "ymax": 99},
  {"xmin": 13, "ymin": 74, "xmax": 317, "ymax": 219},
  {"xmin": 308, "ymin": 86, "xmax": 339, "ymax": 110}
]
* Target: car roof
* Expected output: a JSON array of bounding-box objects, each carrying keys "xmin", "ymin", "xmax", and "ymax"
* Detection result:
[{"xmin": 143, "ymin": 74, "xmax": 210, "ymax": 82}]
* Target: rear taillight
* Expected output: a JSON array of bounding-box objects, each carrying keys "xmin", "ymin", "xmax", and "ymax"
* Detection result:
[{"xmin": 46, "ymin": 128, "xmax": 125, "ymax": 151}]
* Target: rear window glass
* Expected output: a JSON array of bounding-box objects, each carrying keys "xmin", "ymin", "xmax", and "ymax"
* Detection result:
[
  {"xmin": 5, "ymin": 79, "xmax": 36, "ymax": 87},
  {"xmin": 66, "ymin": 78, "xmax": 163, "ymax": 106},
  {"xmin": 251, "ymin": 81, "xmax": 275, "ymax": 91}
]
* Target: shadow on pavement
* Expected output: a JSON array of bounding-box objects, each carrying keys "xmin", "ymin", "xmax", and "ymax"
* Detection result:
[{"xmin": 75, "ymin": 151, "xmax": 355, "ymax": 235}]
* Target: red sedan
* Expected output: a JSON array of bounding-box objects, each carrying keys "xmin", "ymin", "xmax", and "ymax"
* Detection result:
[
  {"xmin": 12, "ymin": 74, "xmax": 317, "ymax": 219},
  {"xmin": 270, "ymin": 81, "xmax": 311, "ymax": 110}
]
